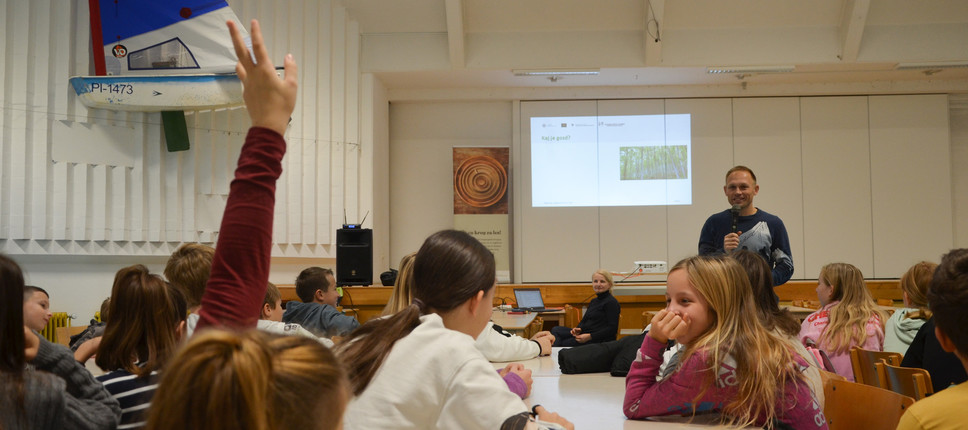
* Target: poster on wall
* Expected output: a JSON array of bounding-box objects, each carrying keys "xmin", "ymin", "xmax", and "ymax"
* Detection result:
[{"xmin": 453, "ymin": 147, "xmax": 510, "ymax": 282}]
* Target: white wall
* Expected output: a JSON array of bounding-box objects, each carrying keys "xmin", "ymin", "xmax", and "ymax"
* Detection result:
[
  {"xmin": 388, "ymin": 101, "xmax": 513, "ymax": 263},
  {"xmin": 393, "ymin": 95, "xmax": 956, "ymax": 283},
  {"xmin": 0, "ymin": 0, "xmax": 379, "ymax": 318}
]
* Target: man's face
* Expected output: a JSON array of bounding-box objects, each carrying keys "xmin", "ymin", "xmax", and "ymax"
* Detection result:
[
  {"xmin": 723, "ymin": 171, "xmax": 759, "ymax": 210},
  {"xmin": 322, "ymin": 274, "xmax": 340, "ymax": 307}
]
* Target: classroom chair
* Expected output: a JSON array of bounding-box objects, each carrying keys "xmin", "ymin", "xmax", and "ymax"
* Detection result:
[
  {"xmin": 823, "ymin": 377, "xmax": 914, "ymax": 430},
  {"xmin": 879, "ymin": 362, "xmax": 934, "ymax": 400},
  {"xmin": 562, "ymin": 304, "xmax": 581, "ymax": 327},
  {"xmin": 54, "ymin": 325, "xmax": 88, "ymax": 347},
  {"xmin": 849, "ymin": 347, "xmax": 902, "ymax": 387}
]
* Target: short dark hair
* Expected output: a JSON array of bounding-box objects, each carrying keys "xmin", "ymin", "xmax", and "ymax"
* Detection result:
[
  {"xmin": 295, "ymin": 267, "xmax": 333, "ymax": 303},
  {"xmin": 928, "ymin": 248, "xmax": 968, "ymax": 357},
  {"xmin": 726, "ymin": 165, "xmax": 757, "ymax": 183},
  {"xmin": 23, "ymin": 285, "xmax": 49, "ymax": 301}
]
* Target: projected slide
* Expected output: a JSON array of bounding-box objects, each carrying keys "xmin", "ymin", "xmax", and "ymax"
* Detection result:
[{"xmin": 531, "ymin": 114, "xmax": 692, "ymax": 207}]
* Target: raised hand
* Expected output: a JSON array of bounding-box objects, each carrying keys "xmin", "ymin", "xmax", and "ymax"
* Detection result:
[{"xmin": 227, "ymin": 19, "xmax": 298, "ymax": 136}]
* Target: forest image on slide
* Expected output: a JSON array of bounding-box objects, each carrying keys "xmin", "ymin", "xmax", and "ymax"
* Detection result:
[{"xmin": 619, "ymin": 145, "xmax": 688, "ymax": 180}]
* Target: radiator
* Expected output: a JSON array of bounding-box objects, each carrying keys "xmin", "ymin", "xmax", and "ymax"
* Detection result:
[{"xmin": 40, "ymin": 312, "xmax": 71, "ymax": 343}]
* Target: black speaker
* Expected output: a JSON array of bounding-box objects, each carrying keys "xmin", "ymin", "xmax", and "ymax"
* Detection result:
[{"xmin": 336, "ymin": 228, "xmax": 372, "ymax": 286}]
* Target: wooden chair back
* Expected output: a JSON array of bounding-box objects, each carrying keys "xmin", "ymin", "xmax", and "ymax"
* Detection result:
[
  {"xmin": 880, "ymin": 362, "xmax": 934, "ymax": 400},
  {"xmin": 823, "ymin": 378, "xmax": 914, "ymax": 430},
  {"xmin": 523, "ymin": 316, "xmax": 544, "ymax": 339},
  {"xmin": 849, "ymin": 347, "xmax": 902, "ymax": 387},
  {"xmin": 54, "ymin": 325, "xmax": 89, "ymax": 347},
  {"xmin": 562, "ymin": 304, "xmax": 581, "ymax": 327}
]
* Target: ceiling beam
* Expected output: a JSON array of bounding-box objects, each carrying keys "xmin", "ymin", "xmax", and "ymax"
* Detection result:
[
  {"xmin": 645, "ymin": 0, "xmax": 664, "ymax": 66},
  {"xmin": 444, "ymin": 0, "xmax": 466, "ymax": 70},
  {"xmin": 839, "ymin": 0, "xmax": 870, "ymax": 63}
]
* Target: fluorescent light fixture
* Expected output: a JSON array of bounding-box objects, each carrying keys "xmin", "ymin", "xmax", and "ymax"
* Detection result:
[
  {"xmin": 512, "ymin": 68, "xmax": 600, "ymax": 76},
  {"xmin": 895, "ymin": 61, "xmax": 968, "ymax": 70},
  {"xmin": 706, "ymin": 65, "xmax": 795, "ymax": 74}
]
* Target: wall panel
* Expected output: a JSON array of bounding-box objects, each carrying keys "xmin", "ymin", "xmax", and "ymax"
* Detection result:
[
  {"xmin": 665, "ymin": 98, "xmax": 734, "ymax": 265},
  {"xmin": 869, "ymin": 94, "xmax": 952, "ymax": 277},
  {"xmin": 800, "ymin": 96, "xmax": 873, "ymax": 277},
  {"xmin": 732, "ymin": 97, "xmax": 805, "ymax": 281}
]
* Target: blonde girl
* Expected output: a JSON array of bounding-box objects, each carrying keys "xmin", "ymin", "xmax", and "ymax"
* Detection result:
[
  {"xmin": 883, "ymin": 261, "xmax": 936, "ymax": 354},
  {"xmin": 624, "ymin": 255, "xmax": 825, "ymax": 429},
  {"xmin": 799, "ymin": 263, "xmax": 886, "ymax": 381}
]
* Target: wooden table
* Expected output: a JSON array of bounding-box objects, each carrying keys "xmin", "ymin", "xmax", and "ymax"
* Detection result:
[{"xmin": 493, "ymin": 349, "xmax": 751, "ymax": 428}]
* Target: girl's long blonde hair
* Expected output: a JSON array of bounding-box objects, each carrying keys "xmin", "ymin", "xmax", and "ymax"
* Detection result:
[
  {"xmin": 381, "ymin": 252, "xmax": 416, "ymax": 316},
  {"xmin": 817, "ymin": 263, "xmax": 887, "ymax": 355},
  {"xmin": 672, "ymin": 255, "xmax": 803, "ymax": 428}
]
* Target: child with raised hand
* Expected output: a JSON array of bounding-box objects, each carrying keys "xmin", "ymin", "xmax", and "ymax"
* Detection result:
[
  {"xmin": 883, "ymin": 261, "xmax": 936, "ymax": 354},
  {"xmin": 337, "ymin": 230, "xmax": 573, "ymax": 430},
  {"xmin": 146, "ymin": 18, "xmax": 349, "ymax": 430},
  {"xmin": 799, "ymin": 263, "xmax": 886, "ymax": 381},
  {"xmin": 624, "ymin": 255, "xmax": 825, "ymax": 429}
]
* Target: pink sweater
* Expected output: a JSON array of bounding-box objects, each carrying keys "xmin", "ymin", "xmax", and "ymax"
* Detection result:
[
  {"xmin": 197, "ymin": 127, "xmax": 285, "ymax": 332},
  {"xmin": 798, "ymin": 301, "xmax": 884, "ymax": 382},
  {"xmin": 624, "ymin": 336, "xmax": 827, "ymax": 429}
]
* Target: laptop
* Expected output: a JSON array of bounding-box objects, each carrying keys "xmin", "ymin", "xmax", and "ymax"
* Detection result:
[{"xmin": 512, "ymin": 288, "xmax": 556, "ymax": 312}]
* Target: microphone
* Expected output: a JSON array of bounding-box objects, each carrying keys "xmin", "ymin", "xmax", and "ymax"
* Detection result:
[{"xmin": 730, "ymin": 205, "xmax": 741, "ymax": 234}]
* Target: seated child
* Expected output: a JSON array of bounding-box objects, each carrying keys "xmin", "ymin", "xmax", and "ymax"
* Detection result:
[
  {"xmin": 70, "ymin": 297, "xmax": 110, "ymax": 353},
  {"xmin": 337, "ymin": 230, "xmax": 572, "ymax": 429},
  {"xmin": 730, "ymin": 250, "xmax": 825, "ymax": 406},
  {"xmin": 884, "ymin": 261, "xmax": 936, "ymax": 354},
  {"xmin": 624, "ymin": 255, "xmax": 825, "ymax": 428},
  {"xmin": 259, "ymin": 282, "xmax": 334, "ymax": 347},
  {"xmin": 2, "ymin": 255, "xmax": 121, "ymax": 429},
  {"xmin": 163, "ymin": 243, "xmax": 215, "ymax": 337},
  {"xmin": 282, "ymin": 267, "xmax": 360, "ymax": 337},
  {"xmin": 799, "ymin": 262, "xmax": 885, "ymax": 381},
  {"xmin": 22, "ymin": 285, "xmax": 52, "ymax": 333},
  {"xmin": 897, "ymin": 249, "xmax": 968, "ymax": 429},
  {"xmin": 381, "ymin": 252, "xmax": 540, "ymax": 398},
  {"xmin": 902, "ymin": 317, "xmax": 968, "ymax": 392},
  {"xmin": 92, "ymin": 265, "xmax": 188, "ymax": 429}
]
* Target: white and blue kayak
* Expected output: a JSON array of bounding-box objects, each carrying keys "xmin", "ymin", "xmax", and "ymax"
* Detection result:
[{"xmin": 71, "ymin": 0, "xmax": 247, "ymax": 112}]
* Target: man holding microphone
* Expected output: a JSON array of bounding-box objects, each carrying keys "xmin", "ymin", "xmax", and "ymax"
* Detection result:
[{"xmin": 698, "ymin": 165, "xmax": 794, "ymax": 287}]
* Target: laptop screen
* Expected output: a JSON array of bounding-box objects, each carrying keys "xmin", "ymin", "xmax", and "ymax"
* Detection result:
[{"xmin": 514, "ymin": 288, "xmax": 545, "ymax": 309}]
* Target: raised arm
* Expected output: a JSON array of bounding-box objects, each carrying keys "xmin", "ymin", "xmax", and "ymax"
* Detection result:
[{"xmin": 196, "ymin": 19, "xmax": 298, "ymax": 331}]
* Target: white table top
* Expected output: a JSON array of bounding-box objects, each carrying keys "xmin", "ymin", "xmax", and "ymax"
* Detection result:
[
  {"xmin": 491, "ymin": 310, "xmax": 538, "ymax": 331},
  {"xmin": 493, "ymin": 349, "xmax": 744, "ymax": 429}
]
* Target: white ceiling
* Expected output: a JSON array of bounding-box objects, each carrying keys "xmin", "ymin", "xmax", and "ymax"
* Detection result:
[{"xmin": 342, "ymin": 0, "xmax": 968, "ymax": 96}]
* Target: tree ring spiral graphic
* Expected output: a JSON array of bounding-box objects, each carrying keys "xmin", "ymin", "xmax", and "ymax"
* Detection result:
[{"xmin": 454, "ymin": 155, "xmax": 507, "ymax": 208}]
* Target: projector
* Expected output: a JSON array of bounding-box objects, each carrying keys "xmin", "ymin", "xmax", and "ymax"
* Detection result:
[{"xmin": 633, "ymin": 261, "xmax": 667, "ymax": 273}]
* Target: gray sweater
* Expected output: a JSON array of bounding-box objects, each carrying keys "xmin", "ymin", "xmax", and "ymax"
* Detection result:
[
  {"xmin": 282, "ymin": 301, "xmax": 360, "ymax": 337},
  {"xmin": 0, "ymin": 334, "xmax": 120, "ymax": 430}
]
